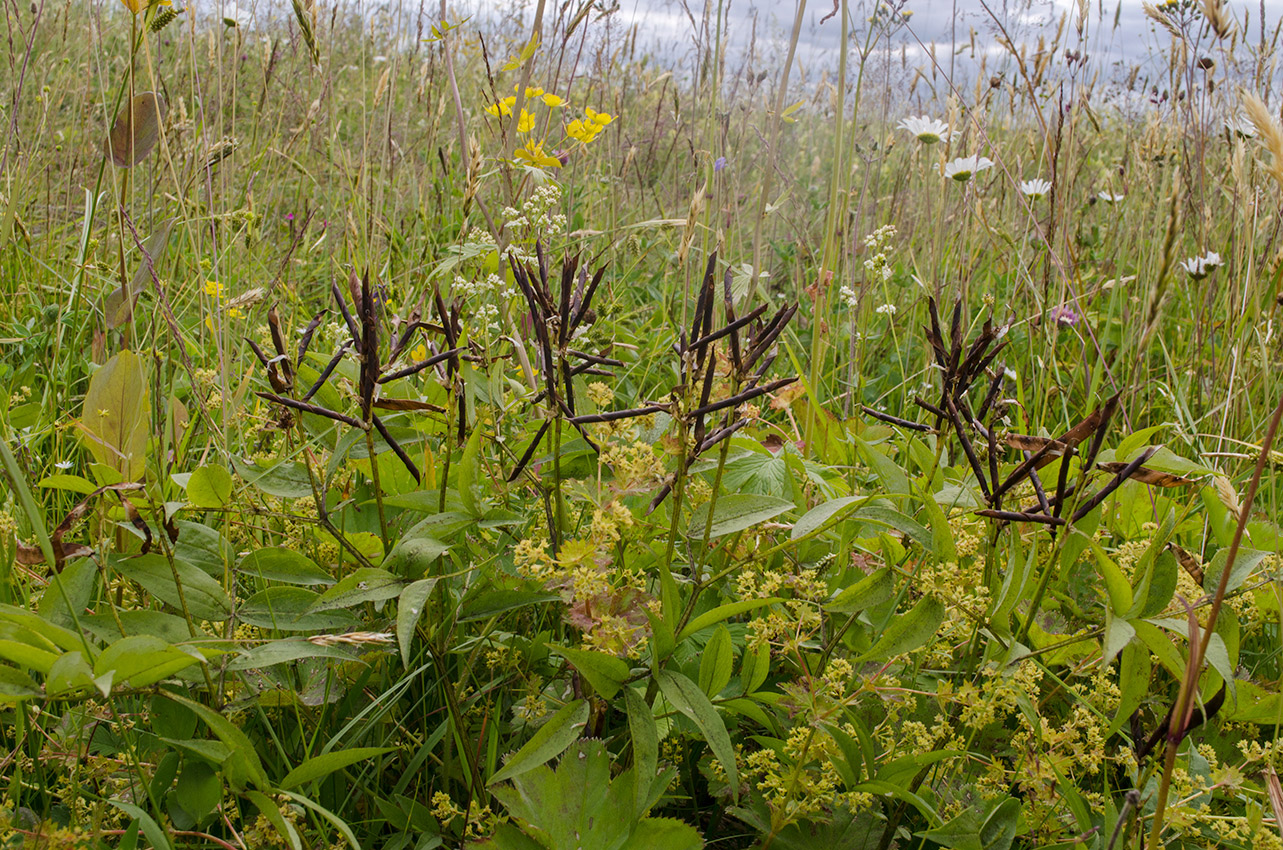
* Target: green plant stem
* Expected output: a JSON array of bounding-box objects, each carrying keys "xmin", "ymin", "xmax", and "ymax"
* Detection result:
[{"xmin": 1147, "ymin": 385, "xmax": 1283, "ymax": 849}]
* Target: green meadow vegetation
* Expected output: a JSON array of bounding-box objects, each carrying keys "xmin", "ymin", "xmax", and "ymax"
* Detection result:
[{"xmin": 4, "ymin": 0, "xmax": 1283, "ymax": 846}]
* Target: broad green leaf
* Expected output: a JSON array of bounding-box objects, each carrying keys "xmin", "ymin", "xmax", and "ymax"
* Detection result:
[
  {"xmin": 278, "ymin": 790, "xmax": 361, "ymax": 849},
  {"xmin": 624, "ymin": 687, "xmax": 659, "ymax": 818},
  {"xmin": 677, "ymin": 598, "xmax": 783, "ymax": 642},
  {"xmin": 1133, "ymin": 619, "xmax": 1185, "ymax": 678},
  {"xmin": 686, "ymin": 494, "xmax": 793, "ymax": 539},
  {"xmin": 853, "ymin": 505, "xmax": 933, "ymax": 552},
  {"xmin": 980, "ymin": 797, "xmax": 1021, "ymax": 850},
  {"xmin": 557, "ymin": 645, "xmax": 630, "ymax": 700},
  {"xmin": 117, "ymin": 554, "xmax": 233, "ymax": 621},
  {"xmin": 458, "ymin": 589, "xmax": 559, "ymax": 622},
  {"xmin": 164, "ymin": 693, "xmax": 269, "ymax": 790},
  {"xmin": 107, "ymin": 801, "xmax": 173, "ymax": 850},
  {"xmin": 1102, "ymin": 614, "xmax": 1135, "ymax": 667},
  {"xmin": 396, "ymin": 579, "xmax": 438, "ymax": 667},
  {"xmin": 1088, "ymin": 540, "xmax": 1132, "ymax": 615},
  {"xmin": 232, "ymin": 457, "xmax": 314, "ymax": 499},
  {"xmin": 240, "ymin": 548, "xmax": 333, "ymax": 586},
  {"xmin": 0, "ymin": 639, "xmax": 60, "ymax": 674},
  {"xmin": 77, "ymin": 350, "xmax": 149, "ymax": 479},
  {"xmin": 239, "ymin": 587, "xmax": 358, "ymax": 631},
  {"xmin": 857, "ymin": 597, "xmax": 945, "ymax": 663},
  {"xmin": 791, "ymin": 496, "xmax": 866, "ymax": 540},
  {"xmin": 280, "ymin": 747, "xmax": 396, "ymax": 790},
  {"xmin": 187, "ymin": 464, "xmax": 233, "ymax": 509},
  {"xmin": 488, "ymin": 699, "xmax": 589, "ymax": 785},
  {"xmin": 0, "ymin": 604, "xmax": 87, "ymax": 653},
  {"xmin": 174, "ymin": 761, "xmax": 221, "ymax": 824},
  {"xmin": 94, "ymin": 635, "xmax": 206, "ymax": 687},
  {"xmin": 1203, "ymin": 547, "xmax": 1271, "ymax": 596},
  {"xmin": 656, "ymin": 669, "xmax": 739, "ymax": 800},
  {"xmin": 1109, "ymin": 640, "xmax": 1152, "ymax": 736},
  {"xmin": 383, "ymin": 535, "xmax": 449, "ymax": 580},
  {"xmin": 36, "ymin": 474, "xmax": 98, "ymax": 495},
  {"xmin": 826, "ymin": 568, "xmax": 895, "ymax": 614},
  {"xmin": 0, "ymin": 665, "xmax": 41, "ymax": 701},
  {"xmin": 309, "ymin": 568, "xmax": 405, "ymax": 611},
  {"xmin": 46, "ymin": 652, "xmax": 102, "ymax": 697},
  {"xmin": 459, "ymin": 424, "xmax": 484, "ymax": 517},
  {"xmin": 227, "ymin": 639, "xmax": 360, "ymax": 671},
  {"xmin": 739, "ymin": 641, "xmax": 770, "ymax": 694},
  {"xmin": 698, "ymin": 626, "xmax": 734, "ymax": 697}
]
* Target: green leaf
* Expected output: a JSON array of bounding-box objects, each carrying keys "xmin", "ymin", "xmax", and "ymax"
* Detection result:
[
  {"xmin": 792, "ymin": 496, "xmax": 867, "ymax": 540},
  {"xmin": 94, "ymin": 635, "xmax": 206, "ymax": 687},
  {"xmin": 686, "ymin": 494, "xmax": 793, "ymax": 539},
  {"xmin": 857, "ymin": 597, "xmax": 945, "ymax": 663},
  {"xmin": 163, "ymin": 693, "xmax": 269, "ymax": 790},
  {"xmin": 1088, "ymin": 540, "xmax": 1133, "ymax": 615},
  {"xmin": 488, "ymin": 699, "xmax": 589, "ymax": 785},
  {"xmin": 187, "ymin": 464, "xmax": 233, "ymax": 509},
  {"xmin": 280, "ymin": 747, "xmax": 396, "ymax": 790},
  {"xmin": 980, "ymin": 797, "xmax": 1021, "ymax": 850},
  {"xmin": 278, "ymin": 790, "xmax": 361, "ymax": 849},
  {"xmin": 383, "ymin": 535, "xmax": 449, "ymax": 580},
  {"xmin": 239, "ymin": 548, "xmax": 333, "ymax": 586},
  {"xmin": 459, "ymin": 424, "xmax": 484, "ymax": 517},
  {"xmin": 309, "ymin": 568, "xmax": 405, "ymax": 611},
  {"xmin": 232, "ymin": 457, "xmax": 314, "ymax": 499},
  {"xmin": 174, "ymin": 761, "xmax": 221, "ymax": 824},
  {"xmin": 656, "ymin": 669, "xmax": 739, "ymax": 800},
  {"xmin": 396, "ymin": 579, "xmax": 438, "ymax": 667},
  {"xmin": 1203, "ymin": 547, "xmax": 1271, "ymax": 595},
  {"xmin": 826, "ymin": 568, "xmax": 895, "ymax": 614},
  {"xmin": 37, "ymin": 473, "xmax": 98, "ymax": 494},
  {"xmin": 1109, "ymin": 640, "xmax": 1152, "ymax": 736},
  {"xmin": 239, "ymin": 587, "xmax": 358, "ymax": 631},
  {"xmin": 107, "ymin": 801, "xmax": 173, "ymax": 850},
  {"xmin": 1103, "ymin": 614, "xmax": 1135, "ymax": 667},
  {"xmin": 624, "ymin": 688, "xmax": 659, "ymax": 818},
  {"xmin": 677, "ymin": 598, "xmax": 783, "ymax": 642},
  {"xmin": 557, "ymin": 645, "xmax": 630, "ymax": 700},
  {"xmin": 77, "ymin": 350, "xmax": 149, "ymax": 479},
  {"xmin": 116, "ymin": 553, "xmax": 233, "ymax": 621},
  {"xmin": 739, "ymin": 641, "xmax": 770, "ymax": 694},
  {"xmin": 698, "ymin": 626, "xmax": 734, "ymax": 697},
  {"xmin": 245, "ymin": 791, "xmax": 303, "ymax": 850},
  {"xmin": 0, "ymin": 639, "xmax": 61, "ymax": 674},
  {"xmin": 226, "ymin": 639, "xmax": 359, "ymax": 671},
  {"xmin": 0, "ymin": 665, "xmax": 41, "ymax": 701},
  {"xmin": 853, "ymin": 505, "xmax": 934, "ymax": 552}
]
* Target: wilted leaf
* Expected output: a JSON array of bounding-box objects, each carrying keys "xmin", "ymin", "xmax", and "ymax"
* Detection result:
[
  {"xmin": 77, "ymin": 351, "xmax": 149, "ymax": 480},
  {"xmin": 105, "ymin": 92, "xmax": 167, "ymax": 168}
]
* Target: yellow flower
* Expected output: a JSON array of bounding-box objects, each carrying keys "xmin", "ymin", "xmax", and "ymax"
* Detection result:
[
  {"xmin": 410, "ymin": 343, "xmax": 428, "ymax": 362},
  {"xmin": 566, "ymin": 119, "xmax": 599, "ymax": 144},
  {"xmin": 514, "ymin": 140, "xmax": 562, "ymax": 169},
  {"xmin": 516, "ymin": 109, "xmax": 535, "ymax": 134},
  {"xmin": 119, "ymin": 0, "xmax": 170, "ymax": 14},
  {"xmin": 585, "ymin": 107, "xmax": 614, "ymax": 126},
  {"xmin": 516, "ymin": 85, "xmax": 545, "ymax": 98},
  {"xmin": 204, "ymin": 279, "xmax": 223, "ymax": 298},
  {"xmin": 485, "ymin": 96, "xmax": 517, "ymax": 117},
  {"xmin": 540, "ymin": 93, "xmax": 564, "ymax": 108}
]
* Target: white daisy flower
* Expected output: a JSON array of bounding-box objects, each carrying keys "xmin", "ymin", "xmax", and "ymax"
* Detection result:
[
  {"xmin": 1180, "ymin": 251, "xmax": 1223, "ymax": 280},
  {"xmin": 1020, "ymin": 178, "xmax": 1052, "ymax": 199},
  {"xmin": 1225, "ymin": 115, "xmax": 1256, "ymax": 139},
  {"xmin": 897, "ymin": 115, "xmax": 952, "ymax": 145},
  {"xmin": 941, "ymin": 155, "xmax": 995, "ymax": 183},
  {"xmin": 1097, "ymin": 191, "xmax": 1126, "ymax": 204}
]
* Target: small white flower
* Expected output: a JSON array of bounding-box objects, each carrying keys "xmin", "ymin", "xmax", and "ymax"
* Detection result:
[
  {"xmin": 898, "ymin": 115, "xmax": 952, "ymax": 145},
  {"xmin": 1180, "ymin": 250, "xmax": 1223, "ymax": 280},
  {"xmin": 54, "ymin": 460, "xmax": 73, "ymax": 470},
  {"xmin": 1020, "ymin": 178, "xmax": 1052, "ymax": 199},
  {"xmin": 941, "ymin": 155, "xmax": 994, "ymax": 183},
  {"xmin": 1225, "ymin": 115, "xmax": 1256, "ymax": 139},
  {"xmin": 1097, "ymin": 191, "xmax": 1126, "ymax": 204},
  {"xmin": 875, "ymin": 303, "xmax": 897, "ymax": 315}
]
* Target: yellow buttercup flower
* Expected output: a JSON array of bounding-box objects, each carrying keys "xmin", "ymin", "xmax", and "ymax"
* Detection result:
[
  {"xmin": 540, "ymin": 93, "xmax": 564, "ymax": 108},
  {"xmin": 485, "ymin": 96, "xmax": 517, "ymax": 117},
  {"xmin": 516, "ymin": 85, "xmax": 545, "ymax": 98},
  {"xmin": 516, "ymin": 109, "xmax": 535, "ymax": 134},
  {"xmin": 119, "ymin": 0, "xmax": 171, "ymax": 14},
  {"xmin": 566, "ymin": 119, "xmax": 600, "ymax": 144},
  {"xmin": 410, "ymin": 343, "xmax": 428, "ymax": 362},
  {"xmin": 585, "ymin": 107, "xmax": 614, "ymax": 127},
  {"xmin": 514, "ymin": 141, "xmax": 562, "ymax": 169}
]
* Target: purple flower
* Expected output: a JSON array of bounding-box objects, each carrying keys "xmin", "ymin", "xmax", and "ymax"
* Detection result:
[
  {"xmin": 1048, "ymin": 305, "xmax": 1079, "ymax": 327},
  {"xmin": 284, "ymin": 213, "xmax": 294, "ymax": 221},
  {"xmin": 714, "ymin": 156, "xmax": 727, "ymax": 172}
]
